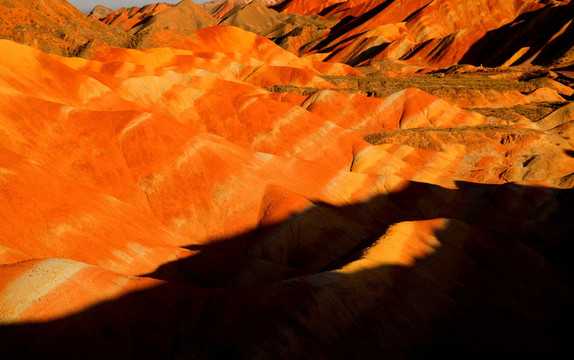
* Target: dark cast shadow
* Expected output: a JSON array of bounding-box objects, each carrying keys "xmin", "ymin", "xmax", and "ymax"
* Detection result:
[
  {"xmin": 1, "ymin": 180, "xmax": 573, "ymax": 359},
  {"xmin": 460, "ymin": 2, "xmax": 574, "ymax": 67}
]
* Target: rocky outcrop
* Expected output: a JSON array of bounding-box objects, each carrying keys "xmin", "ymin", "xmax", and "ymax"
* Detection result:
[
  {"xmin": 99, "ymin": 3, "xmax": 174, "ymax": 31},
  {"xmin": 87, "ymin": 5, "xmax": 112, "ymax": 19},
  {"xmin": 202, "ymin": 0, "xmax": 286, "ymax": 16},
  {"xmin": 4, "ymin": 0, "xmax": 573, "ymax": 69},
  {"xmin": 0, "ymin": 0, "xmax": 129, "ymax": 57},
  {"xmin": 273, "ymin": 0, "xmax": 574, "ymax": 68},
  {"xmin": 125, "ymin": 0, "xmax": 217, "ymax": 49}
]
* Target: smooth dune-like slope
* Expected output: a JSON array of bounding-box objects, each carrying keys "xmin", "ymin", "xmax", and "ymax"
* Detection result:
[{"xmin": 1, "ymin": 33, "xmax": 573, "ymax": 357}]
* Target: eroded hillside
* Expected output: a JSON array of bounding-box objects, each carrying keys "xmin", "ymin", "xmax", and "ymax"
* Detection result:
[{"xmin": 0, "ymin": 0, "xmax": 573, "ymax": 358}]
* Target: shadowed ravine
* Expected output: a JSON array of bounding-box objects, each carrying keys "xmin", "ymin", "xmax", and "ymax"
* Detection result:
[{"xmin": 1, "ymin": 181, "xmax": 572, "ymax": 359}]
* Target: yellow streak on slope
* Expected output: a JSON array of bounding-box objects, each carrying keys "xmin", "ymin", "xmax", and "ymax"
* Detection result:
[{"xmin": 0, "ymin": 259, "xmax": 86, "ymax": 324}]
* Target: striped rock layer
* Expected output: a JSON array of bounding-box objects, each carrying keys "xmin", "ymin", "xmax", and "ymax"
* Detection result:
[
  {"xmin": 273, "ymin": 0, "xmax": 574, "ymax": 68},
  {"xmin": 0, "ymin": 16, "xmax": 573, "ymax": 360},
  {"xmin": 3, "ymin": 0, "xmax": 573, "ymax": 70}
]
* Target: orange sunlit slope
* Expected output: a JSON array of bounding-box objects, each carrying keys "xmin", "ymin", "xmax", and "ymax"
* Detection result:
[{"xmin": 0, "ymin": 1, "xmax": 573, "ymax": 358}]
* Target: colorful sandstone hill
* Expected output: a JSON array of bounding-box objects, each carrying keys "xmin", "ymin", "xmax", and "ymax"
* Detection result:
[{"xmin": 0, "ymin": 0, "xmax": 573, "ymax": 358}]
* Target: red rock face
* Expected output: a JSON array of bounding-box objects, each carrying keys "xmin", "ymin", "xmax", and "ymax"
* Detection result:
[
  {"xmin": 274, "ymin": 0, "xmax": 574, "ymax": 68},
  {"xmin": 0, "ymin": 1, "xmax": 573, "ymax": 359},
  {"xmin": 272, "ymin": 0, "xmax": 347, "ymax": 15},
  {"xmin": 100, "ymin": 3, "xmax": 174, "ymax": 31}
]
